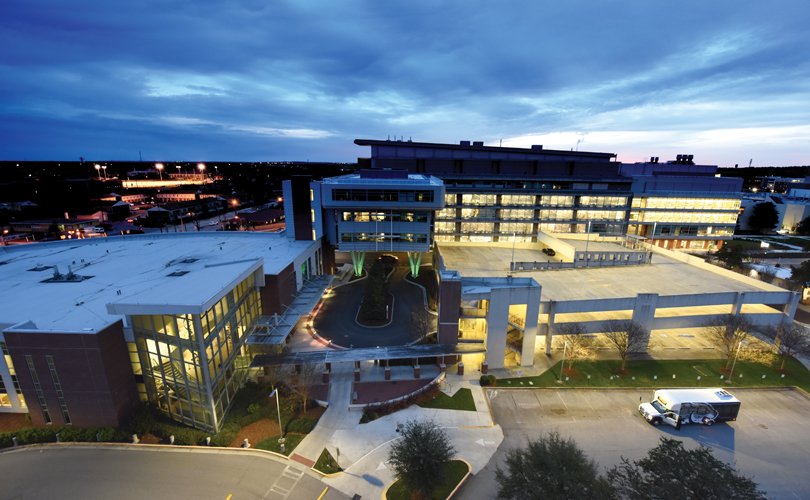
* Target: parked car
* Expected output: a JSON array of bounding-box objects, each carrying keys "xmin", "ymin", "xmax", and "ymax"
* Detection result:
[
  {"xmin": 378, "ymin": 254, "xmax": 398, "ymax": 265},
  {"xmin": 542, "ymin": 248, "xmax": 556, "ymax": 256}
]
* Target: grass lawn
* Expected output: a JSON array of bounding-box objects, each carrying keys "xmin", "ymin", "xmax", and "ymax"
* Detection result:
[
  {"xmin": 495, "ymin": 356, "xmax": 810, "ymax": 393},
  {"xmin": 386, "ymin": 460, "xmax": 469, "ymax": 500},
  {"xmin": 418, "ymin": 388, "xmax": 477, "ymax": 411},
  {"xmin": 254, "ymin": 433, "xmax": 305, "ymax": 456},
  {"xmin": 313, "ymin": 448, "xmax": 342, "ymax": 474}
]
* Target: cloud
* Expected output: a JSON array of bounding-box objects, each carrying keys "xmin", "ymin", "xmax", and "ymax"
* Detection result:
[{"xmin": 1, "ymin": 0, "xmax": 809, "ymax": 163}]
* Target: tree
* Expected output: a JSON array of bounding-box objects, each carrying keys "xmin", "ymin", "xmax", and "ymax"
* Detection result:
[
  {"xmin": 608, "ymin": 437, "xmax": 768, "ymax": 500},
  {"xmin": 362, "ymin": 261, "xmax": 389, "ymax": 321},
  {"xmin": 290, "ymin": 363, "xmax": 321, "ymax": 412},
  {"xmin": 410, "ymin": 308, "xmax": 436, "ymax": 343},
  {"xmin": 387, "ymin": 419, "xmax": 456, "ymax": 499},
  {"xmin": 789, "ymin": 260, "xmax": 810, "ymax": 292},
  {"xmin": 703, "ymin": 314, "xmax": 755, "ymax": 370},
  {"xmin": 796, "ymin": 215, "xmax": 810, "ymax": 236},
  {"xmin": 495, "ymin": 431, "xmax": 612, "ymax": 500},
  {"xmin": 712, "ymin": 244, "xmax": 746, "ymax": 270},
  {"xmin": 601, "ymin": 320, "xmax": 648, "ymax": 372},
  {"xmin": 262, "ymin": 360, "xmax": 290, "ymax": 392},
  {"xmin": 554, "ymin": 322, "xmax": 595, "ymax": 370},
  {"xmin": 762, "ymin": 321, "xmax": 810, "ymax": 370},
  {"xmin": 747, "ymin": 202, "xmax": 779, "ymax": 234}
]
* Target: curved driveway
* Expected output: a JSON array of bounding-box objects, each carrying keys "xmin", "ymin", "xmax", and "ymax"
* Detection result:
[
  {"xmin": 1, "ymin": 445, "xmax": 348, "ymax": 500},
  {"xmin": 313, "ymin": 267, "xmax": 434, "ymax": 348}
]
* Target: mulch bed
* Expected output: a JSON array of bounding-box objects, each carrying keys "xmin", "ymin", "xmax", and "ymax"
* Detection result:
[
  {"xmin": 354, "ymin": 379, "xmax": 433, "ymax": 405},
  {"xmin": 228, "ymin": 418, "xmax": 280, "ymax": 448},
  {"xmin": 139, "ymin": 433, "xmax": 162, "ymax": 444},
  {"xmin": 0, "ymin": 413, "xmax": 32, "ymax": 433}
]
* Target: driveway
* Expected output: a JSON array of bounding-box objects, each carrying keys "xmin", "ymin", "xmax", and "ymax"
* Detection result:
[
  {"xmin": 455, "ymin": 388, "xmax": 810, "ymax": 500},
  {"xmin": 313, "ymin": 267, "xmax": 434, "ymax": 348},
  {"xmin": 0, "ymin": 445, "xmax": 349, "ymax": 500}
]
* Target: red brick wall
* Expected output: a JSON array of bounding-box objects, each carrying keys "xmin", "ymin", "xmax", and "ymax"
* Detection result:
[
  {"xmin": 4, "ymin": 320, "xmax": 139, "ymax": 428},
  {"xmin": 260, "ymin": 262, "xmax": 297, "ymax": 316}
]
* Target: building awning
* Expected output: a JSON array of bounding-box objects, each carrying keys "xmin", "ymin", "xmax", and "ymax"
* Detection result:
[{"xmin": 250, "ymin": 343, "xmax": 487, "ymax": 367}]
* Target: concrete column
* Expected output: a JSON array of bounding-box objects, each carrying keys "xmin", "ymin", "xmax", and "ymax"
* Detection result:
[
  {"xmin": 458, "ymin": 363, "xmax": 464, "ymax": 376},
  {"xmin": 385, "ymin": 367, "xmax": 391, "ymax": 380},
  {"xmin": 521, "ymin": 286, "xmax": 542, "ymax": 367},
  {"xmin": 414, "ymin": 365, "xmax": 420, "ymax": 379},
  {"xmin": 481, "ymin": 362, "xmax": 488, "ymax": 374},
  {"xmin": 439, "ymin": 363, "xmax": 446, "ymax": 373},
  {"xmin": 323, "ymin": 371, "xmax": 330, "ymax": 384},
  {"xmin": 485, "ymin": 287, "xmax": 512, "ymax": 369},
  {"xmin": 631, "ymin": 293, "xmax": 659, "ymax": 352},
  {"xmin": 354, "ymin": 369, "xmax": 360, "ymax": 382},
  {"xmin": 325, "ymin": 362, "xmax": 331, "ymax": 372},
  {"xmin": 730, "ymin": 292, "xmax": 745, "ymax": 316},
  {"xmin": 545, "ymin": 300, "xmax": 556, "ymax": 355},
  {"xmin": 784, "ymin": 292, "xmax": 800, "ymax": 322}
]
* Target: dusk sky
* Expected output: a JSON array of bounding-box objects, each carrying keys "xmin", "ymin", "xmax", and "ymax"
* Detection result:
[{"xmin": 2, "ymin": 1, "xmax": 809, "ymax": 166}]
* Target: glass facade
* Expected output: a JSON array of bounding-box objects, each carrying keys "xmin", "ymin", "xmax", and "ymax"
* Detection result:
[
  {"xmin": 132, "ymin": 273, "xmax": 259, "ymax": 432},
  {"xmin": 632, "ymin": 197, "xmax": 741, "ymax": 210},
  {"xmin": 501, "ymin": 209, "xmax": 534, "ymax": 220},
  {"xmin": 501, "ymin": 194, "xmax": 535, "ymax": 206},
  {"xmin": 1, "ymin": 341, "xmax": 25, "ymax": 407}
]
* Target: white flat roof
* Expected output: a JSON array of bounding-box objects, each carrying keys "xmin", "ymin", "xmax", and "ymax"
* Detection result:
[
  {"xmin": 438, "ymin": 245, "xmax": 783, "ymax": 302},
  {"xmin": 0, "ymin": 232, "xmax": 318, "ymax": 333}
]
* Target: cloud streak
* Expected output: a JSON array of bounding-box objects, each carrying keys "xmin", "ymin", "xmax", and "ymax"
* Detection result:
[{"xmin": 1, "ymin": 0, "xmax": 809, "ymax": 165}]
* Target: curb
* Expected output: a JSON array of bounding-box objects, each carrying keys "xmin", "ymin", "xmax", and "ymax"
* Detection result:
[
  {"xmin": 355, "ymin": 293, "xmax": 395, "ymax": 329},
  {"xmin": 486, "ymin": 385, "xmax": 805, "ymax": 392},
  {"xmin": 403, "ymin": 272, "xmax": 438, "ymax": 316}
]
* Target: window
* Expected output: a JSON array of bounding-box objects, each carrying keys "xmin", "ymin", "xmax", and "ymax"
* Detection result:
[
  {"xmin": 461, "ymin": 194, "xmax": 496, "ymax": 206},
  {"xmin": 461, "ymin": 208, "xmax": 496, "ymax": 219},
  {"xmin": 435, "ymin": 222, "xmax": 455, "ymax": 233},
  {"xmin": 460, "ymin": 222, "xmax": 494, "ymax": 234},
  {"xmin": 25, "ymin": 355, "xmax": 51, "ymax": 424},
  {"xmin": 46, "ymin": 356, "xmax": 70, "ymax": 425},
  {"xmin": 538, "ymin": 209, "xmax": 573, "ymax": 220},
  {"xmin": 501, "ymin": 209, "xmax": 534, "ymax": 220},
  {"xmin": 435, "ymin": 208, "xmax": 455, "ymax": 220},
  {"xmin": 445, "ymin": 193, "xmax": 457, "ymax": 205},
  {"xmin": 501, "ymin": 195, "xmax": 535, "ymax": 206},
  {"xmin": 580, "ymin": 196, "xmax": 627, "ymax": 207},
  {"xmin": 540, "ymin": 195, "xmax": 574, "ymax": 207},
  {"xmin": 500, "ymin": 223, "xmax": 534, "ymax": 234}
]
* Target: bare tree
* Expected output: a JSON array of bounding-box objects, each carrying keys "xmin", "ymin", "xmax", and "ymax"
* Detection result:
[
  {"xmin": 762, "ymin": 321, "xmax": 810, "ymax": 370},
  {"xmin": 410, "ymin": 308, "xmax": 436, "ymax": 343},
  {"xmin": 601, "ymin": 320, "xmax": 648, "ymax": 372},
  {"xmin": 554, "ymin": 322, "xmax": 595, "ymax": 370},
  {"xmin": 703, "ymin": 314, "xmax": 755, "ymax": 370},
  {"xmin": 262, "ymin": 363, "xmax": 290, "ymax": 391},
  {"xmin": 291, "ymin": 363, "xmax": 322, "ymax": 412}
]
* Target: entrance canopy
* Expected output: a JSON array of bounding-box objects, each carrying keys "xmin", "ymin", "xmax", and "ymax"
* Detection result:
[{"xmin": 250, "ymin": 343, "xmax": 486, "ymax": 367}]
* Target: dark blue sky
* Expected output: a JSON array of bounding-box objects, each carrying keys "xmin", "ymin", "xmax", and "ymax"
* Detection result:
[{"xmin": 2, "ymin": 1, "xmax": 809, "ymax": 165}]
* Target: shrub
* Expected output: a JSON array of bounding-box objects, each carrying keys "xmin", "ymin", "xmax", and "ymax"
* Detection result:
[
  {"xmin": 97, "ymin": 427, "xmax": 116, "ymax": 442},
  {"xmin": 286, "ymin": 417, "xmax": 317, "ymax": 434},
  {"xmin": 59, "ymin": 426, "xmax": 98, "ymax": 442},
  {"xmin": 15, "ymin": 427, "xmax": 58, "ymax": 445},
  {"xmin": 247, "ymin": 403, "xmax": 261, "ymax": 415},
  {"xmin": 127, "ymin": 402, "xmax": 158, "ymax": 436},
  {"xmin": 0, "ymin": 433, "xmax": 14, "ymax": 448},
  {"xmin": 480, "ymin": 375, "xmax": 496, "ymax": 387}
]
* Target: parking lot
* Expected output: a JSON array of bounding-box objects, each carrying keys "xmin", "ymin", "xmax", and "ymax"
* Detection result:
[{"xmin": 455, "ymin": 388, "xmax": 810, "ymax": 500}]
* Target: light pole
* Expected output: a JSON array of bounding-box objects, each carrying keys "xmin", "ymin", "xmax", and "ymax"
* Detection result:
[
  {"xmin": 197, "ymin": 163, "xmax": 205, "ymax": 181},
  {"xmin": 176, "ymin": 165, "xmax": 181, "ymax": 177},
  {"xmin": 558, "ymin": 340, "xmax": 570, "ymax": 383},
  {"xmin": 102, "ymin": 165, "xmax": 107, "ymax": 180},
  {"xmin": 94, "ymin": 164, "xmax": 102, "ymax": 180},
  {"xmin": 155, "ymin": 163, "xmax": 164, "ymax": 180},
  {"xmin": 510, "ymin": 231, "xmax": 517, "ymax": 272},
  {"xmin": 268, "ymin": 388, "xmax": 285, "ymax": 453},
  {"xmin": 649, "ymin": 221, "xmax": 658, "ymax": 263},
  {"xmin": 728, "ymin": 340, "xmax": 748, "ymax": 382}
]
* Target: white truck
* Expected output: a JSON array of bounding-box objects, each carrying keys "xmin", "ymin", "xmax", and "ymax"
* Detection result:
[{"xmin": 638, "ymin": 388, "xmax": 740, "ymax": 427}]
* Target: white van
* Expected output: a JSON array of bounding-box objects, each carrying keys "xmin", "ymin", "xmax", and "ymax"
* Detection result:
[{"xmin": 638, "ymin": 388, "xmax": 741, "ymax": 427}]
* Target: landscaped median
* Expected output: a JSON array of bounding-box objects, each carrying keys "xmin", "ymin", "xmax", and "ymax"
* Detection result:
[
  {"xmin": 495, "ymin": 356, "xmax": 810, "ymax": 392},
  {"xmin": 384, "ymin": 460, "xmax": 471, "ymax": 500}
]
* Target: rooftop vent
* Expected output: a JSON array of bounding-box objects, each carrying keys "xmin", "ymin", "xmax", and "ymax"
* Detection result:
[
  {"xmin": 715, "ymin": 390, "xmax": 734, "ymax": 398},
  {"xmin": 179, "ymin": 258, "xmax": 198, "ymax": 264},
  {"xmin": 28, "ymin": 265, "xmax": 54, "ymax": 272},
  {"xmin": 41, "ymin": 265, "xmax": 91, "ymax": 283},
  {"xmin": 459, "ymin": 141, "xmax": 471, "ymax": 146},
  {"xmin": 531, "ymin": 145, "xmax": 543, "ymax": 150},
  {"xmin": 472, "ymin": 141, "xmax": 484, "ymax": 147},
  {"xmin": 167, "ymin": 271, "xmax": 190, "ymax": 277}
]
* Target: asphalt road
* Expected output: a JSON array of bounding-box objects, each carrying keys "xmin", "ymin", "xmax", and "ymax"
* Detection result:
[
  {"xmin": 455, "ymin": 388, "xmax": 810, "ymax": 500},
  {"xmin": 0, "ymin": 445, "xmax": 349, "ymax": 500},
  {"xmin": 313, "ymin": 267, "xmax": 434, "ymax": 348}
]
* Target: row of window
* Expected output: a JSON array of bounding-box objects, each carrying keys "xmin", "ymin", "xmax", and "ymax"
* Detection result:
[
  {"xmin": 629, "ymin": 224, "xmax": 735, "ymax": 237},
  {"xmin": 340, "ymin": 211, "xmax": 429, "ymax": 223},
  {"xmin": 437, "ymin": 208, "xmax": 624, "ymax": 221},
  {"xmin": 0, "ymin": 342, "xmax": 25, "ymax": 408},
  {"xmin": 632, "ymin": 198, "xmax": 741, "ymax": 210},
  {"xmin": 332, "ymin": 189, "xmax": 435, "ymax": 203},
  {"xmin": 340, "ymin": 233, "xmax": 429, "ymax": 243},
  {"xmin": 444, "ymin": 195, "xmax": 629, "ymax": 207},
  {"xmin": 630, "ymin": 211, "xmax": 738, "ymax": 224}
]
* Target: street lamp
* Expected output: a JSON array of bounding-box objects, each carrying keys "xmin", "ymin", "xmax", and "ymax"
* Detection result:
[
  {"xmin": 197, "ymin": 163, "xmax": 205, "ymax": 181},
  {"xmin": 268, "ymin": 388, "xmax": 285, "ymax": 454},
  {"xmin": 94, "ymin": 164, "xmax": 101, "ymax": 180},
  {"xmin": 155, "ymin": 163, "xmax": 164, "ymax": 180},
  {"xmin": 584, "ymin": 220, "xmax": 592, "ymax": 263},
  {"xmin": 728, "ymin": 340, "xmax": 748, "ymax": 382},
  {"xmin": 558, "ymin": 340, "xmax": 571, "ymax": 383},
  {"xmin": 232, "ymin": 199, "xmax": 238, "ymax": 219},
  {"xmin": 649, "ymin": 221, "xmax": 658, "ymax": 263},
  {"xmin": 102, "ymin": 165, "xmax": 107, "ymax": 180}
]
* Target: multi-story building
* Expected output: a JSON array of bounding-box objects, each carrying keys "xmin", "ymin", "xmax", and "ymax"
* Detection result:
[{"xmin": 353, "ymin": 139, "xmax": 742, "ymax": 251}]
